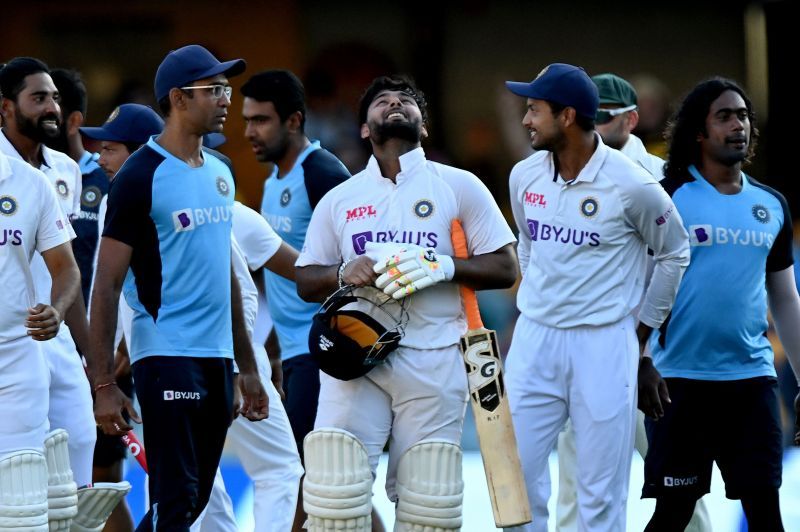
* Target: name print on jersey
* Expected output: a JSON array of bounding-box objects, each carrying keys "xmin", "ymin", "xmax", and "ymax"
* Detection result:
[
  {"xmin": 689, "ymin": 224, "xmax": 775, "ymax": 248},
  {"xmin": 351, "ymin": 230, "xmax": 439, "ymax": 255},
  {"xmin": 172, "ymin": 205, "xmax": 233, "ymax": 233},
  {"xmin": 526, "ymin": 218, "xmax": 600, "ymax": 247}
]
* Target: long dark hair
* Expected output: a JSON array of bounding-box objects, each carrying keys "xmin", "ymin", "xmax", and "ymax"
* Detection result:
[{"xmin": 664, "ymin": 77, "xmax": 758, "ymax": 180}]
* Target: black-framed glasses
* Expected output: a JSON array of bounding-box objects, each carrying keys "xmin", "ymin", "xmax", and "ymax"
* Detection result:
[
  {"xmin": 595, "ymin": 104, "xmax": 637, "ymax": 125},
  {"xmin": 180, "ymin": 84, "xmax": 233, "ymax": 100}
]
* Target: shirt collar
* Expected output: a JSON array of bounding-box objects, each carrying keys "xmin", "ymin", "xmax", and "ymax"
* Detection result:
[
  {"xmin": 365, "ymin": 146, "xmax": 426, "ymax": 182},
  {"xmin": 688, "ymin": 164, "xmax": 748, "ymax": 193},
  {"xmin": 550, "ymin": 133, "xmax": 608, "ymax": 185},
  {"xmin": 0, "ymin": 128, "xmax": 52, "ymax": 169}
]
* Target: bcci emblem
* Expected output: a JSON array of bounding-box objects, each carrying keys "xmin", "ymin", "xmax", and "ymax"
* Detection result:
[
  {"xmin": 81, "ymin": 186, "xmax": 102, "ymax": 208},
  {"xmin": 413, "ymin": 199, "xmax": 434, "ymax": 219},
  {"xmin": 105, "ymin": 106, "xmax": 121, "ymax": 124},
  {"xmin": 55, "ymin": 180, "xmax": 69, "ymax": 198},
  {"xmin": 752, "ymin": 204, "xmax": 770, "ymax": 224},
  {"xmin": 216, "ymin": 176, "xmax": 230, "ymax": 197},
  {"xmin": 0, "ymin": 195, "xmax": 17, "ymax": 216},
  {"xmin": 280, "ymin": 188, "xmax": 292, "ymax": 207},
  {"xmin": 580, "ymin": 197, "xmax": 599, "ymax": 218}
]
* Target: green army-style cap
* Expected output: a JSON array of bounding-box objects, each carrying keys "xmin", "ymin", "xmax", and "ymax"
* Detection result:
[{"xmin": 592, "ymin": 73, "xmax": 637, "ymax": 107}]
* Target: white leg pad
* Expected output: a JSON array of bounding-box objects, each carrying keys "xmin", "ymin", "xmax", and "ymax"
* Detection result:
[
  {"xmin": 44, "ymin": 430, "xmax": 77, "ymax": 531},
  {"xmin": 0, "ymin": 450, "xmax": 49, "ymax": 531},
  {"xmin": 394, "ymin": 440, "xmax": 463, "ymax": 532},
  {"xmin": 69, "ymin": 482, "xmax": 131, "ymax": 532},
  {"xmin": 302, "ymin": 428, "xmax": 372, "ymax": 532}
]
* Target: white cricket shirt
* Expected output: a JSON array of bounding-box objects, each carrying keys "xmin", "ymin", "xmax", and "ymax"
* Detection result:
[
  {"xmin": 0, "ymin": 152, "xmax": 72, "ymax": 343},
  {"xmin": 510, "ymin": 135, "xmax": 689, "ymax": 329},
  {"xmin": 297, "ymin": 147, "xmax": 516, "ymax": 349}
]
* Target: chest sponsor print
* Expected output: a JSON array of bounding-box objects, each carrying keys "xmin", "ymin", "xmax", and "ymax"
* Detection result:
[
  {"xmin": 351, "ymin": 230, "xmax": 439, "ymax": 255},
  {"xmin": 688, "ymin": 224, "xmax": 774, "ymax": 248},
  {"xmin": 527, "ymin": 218, "xmax": 599, "ymax": 247},
  {"xmin": 345, "ymin": 205, "xmax": 377, "ymax": 223},
  {"xmin": 524, "ymin": 191, "xmax": 547, "ymax": 208}
]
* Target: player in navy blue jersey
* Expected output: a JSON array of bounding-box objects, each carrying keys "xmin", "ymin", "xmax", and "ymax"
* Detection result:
[
  {"xmin": 87, "ymin": 45, "xmax": 267, "ymax": 532},
  {"xmin": 641, "ymin": 78, "xmax": 800, "ymax": 532}
]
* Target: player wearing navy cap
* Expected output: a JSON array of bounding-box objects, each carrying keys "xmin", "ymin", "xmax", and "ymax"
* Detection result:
[
  {"xmin": 504, "ymin": 63, "xmax": 690, "ymax": 531},
  {"xmin": 642, "ymin": 78, "xmax": 800, "ymax": 532},
  {"xmin": 87, "ymin": 45, "xmax": 267, "ymax": 531}
]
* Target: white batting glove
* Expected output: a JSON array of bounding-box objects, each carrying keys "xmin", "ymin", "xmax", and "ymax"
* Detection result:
[{"xmin": 374, "ymin": 248, "xmax": 455, "ymax": 299}]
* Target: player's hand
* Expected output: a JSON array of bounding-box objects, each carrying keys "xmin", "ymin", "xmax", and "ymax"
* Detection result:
[
  {"xmin": 238, "ymin": 370, "xmax": 268, "ymax": 421},
  {"xmin": 270, "ymin": 358, "xmax": 286, "ymax": 400},
  {"xmin": 231, "ymin": 374, "xmax": 242, "ymax": 420},
  {"xmin": 25, "ymin": 303, "xmax": 61, "ymax": 341},
  {"xmin": 342, "ymin": 256, "xmax": 378, "ymax": 287},
  {"xmin": 374, "ymin": 247, "xmax": 455, "ymax": 299},
  {"xmin": 94, "ymin": 383, "xmax": 141, "ymax": 436},
  {"xmin": 638, "ymin": 357, "xmax": 670, "ymax": 419},
  {"xmin": 794, "ymin": 391, "xmax": 800, "ymax": 446}
]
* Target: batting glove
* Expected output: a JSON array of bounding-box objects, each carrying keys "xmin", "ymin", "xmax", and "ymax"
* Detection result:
[{"xmin": 374, "ymin": 247, "xmax": 455, "ymax": 299}]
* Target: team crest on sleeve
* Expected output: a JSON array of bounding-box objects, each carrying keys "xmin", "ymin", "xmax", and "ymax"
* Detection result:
[
  {"xmin": 216, "ymin": 176, "xmax": 230, "ymax": 197},
  {"xmin": 81, "ymin": 186, "xmax": 102, "ymax": 208},
  {"xmin": 752, "ymin": 204, "xmax": 770, "ymax": 224},
  {"xmin": 0, "ymin": 196, "xmax": 17, "ymax": 216},
  {"xmin": 55, "ymin": 180, "xmax": 69, "ymax": 198},
  {"xmin": 579, "ymin": 197, "xmax": 599, "ymax": 218},
  {"xmin": 413, "ymin": 199, "xmax": 434, "ymax": 219},
  {"xmin": 280, "ymin": 188, "xmax": 292, "ymax": 207}
]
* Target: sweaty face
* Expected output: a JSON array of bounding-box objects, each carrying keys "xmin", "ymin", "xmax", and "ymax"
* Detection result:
[
  {"xmin": 242, "ymin": 97, "xmax": 290, "ymax": 163},
  {"xmin": 362, "ymin": 90, "xmax": 425, "ymax": 145},
  {"xmin": 98, "ymin": 141, "xmax": 131, "ymax": 179},
  {"xmin": 699, "ymin": 90, "xmax": 751, "ymax": 167},
  {"xmin": 595, "ymin": 107, "xmax": 633, "ymax": 150},
  {"xmin": 521, "ymin": 98, "xmax": 563, "ymax": 152},
  {"xmin": 9, "ymin": 73, "xmax": 62, "ymax": 143}
]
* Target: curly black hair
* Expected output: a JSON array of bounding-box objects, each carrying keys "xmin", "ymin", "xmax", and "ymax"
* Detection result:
[
  {"xmin": 664, "ymin": 77, "xmax": 758, "ymax": 181},
  {"xmin": 357, "ymin": 75, "xmax": 428, "ymax": 126}
]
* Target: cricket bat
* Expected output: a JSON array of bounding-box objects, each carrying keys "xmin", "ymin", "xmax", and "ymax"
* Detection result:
[
  {"xmin": 121, "ymin": 431, "xmax": 148, "ymax": 473},
  {"xmin": 451, "ymin": 219, "xmax": 531, "ymax": 527}
]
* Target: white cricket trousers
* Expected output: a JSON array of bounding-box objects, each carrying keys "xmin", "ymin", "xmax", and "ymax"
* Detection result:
[
  {"xmin": 0, "ymin": 337, "xmax": 49, "ymax": 458},
  {"xmin": 504, "ymin": 314, "xmax": 638, "ymax": 532}
]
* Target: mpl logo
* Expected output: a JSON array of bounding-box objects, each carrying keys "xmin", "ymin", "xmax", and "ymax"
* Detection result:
[
  {"xmin": 345, "ymin": 205, "xmax": 377, "ymax": 223},
  {"xmin": 173, "ymin": 209, "xmax": 194, "ymax": 232},
  {"xmin": 524, "ymin": 191, "xmax": 547, "ymax": 208}
]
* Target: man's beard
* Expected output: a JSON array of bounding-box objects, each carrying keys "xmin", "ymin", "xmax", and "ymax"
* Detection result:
[
  {"xmin": 43, "ymin": 122, "xmax": 69, "ymax": 153},
  {"xmin": 371, "ymin": 120, "xmax": 422, "ymax": 145},
  {"xmin": 18, "ymin": 112, "xmax": 60, "ymax": 144}
]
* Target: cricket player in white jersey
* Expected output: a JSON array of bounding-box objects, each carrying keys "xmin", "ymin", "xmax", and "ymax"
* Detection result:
[
  {"xmin": 0, "ymin": 150, "xmax": 79, "ymax": 530},
  {"xmin": 0, "ymin": 57, "xmax": 96, "ymax": 488},
  {"xmin": 295, "ymin": 75, "xmax": 517, "ymax": 531},
  {"xmin": 503, "ymin": 63, "xmax": 690, "ymax": 531},
  {"xmin": 554, "ymin": 73, "xmax": 711, "ymax": 532}
]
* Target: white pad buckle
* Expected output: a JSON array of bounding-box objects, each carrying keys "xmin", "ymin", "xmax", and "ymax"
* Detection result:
[
  {"xmin": 303, "ymin": 428, "xmax": 372, "ymax": 531},
  {"xmin": 395, "ymin": 440, "xmax": 463, "ymax": 531}
]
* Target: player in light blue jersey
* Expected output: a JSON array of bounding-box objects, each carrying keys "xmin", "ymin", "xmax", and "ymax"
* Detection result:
[
  {"xmin": 241, "ymin": 69, "xmax": 350, "ymax": 532},
  {"xmin": 641, "ymin": 78, "xmax": 800, "ymax": 532},
  {"xmin": 88, "ymin": 45, "xmax": 267, "ymax": 532}
]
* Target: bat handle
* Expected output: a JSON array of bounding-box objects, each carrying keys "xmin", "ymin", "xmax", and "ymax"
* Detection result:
[
  {"xmin": 450, "ymin": 219, "xmax": 484, "ymax": 330},
  {"xmin": 121, "ymin": 431, "xmax": 148, "ymax": 473}
]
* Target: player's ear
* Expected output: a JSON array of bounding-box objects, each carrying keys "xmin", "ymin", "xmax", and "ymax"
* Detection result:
[
  {"xmin": 627, "ymin": 109, "xmax": 639, "ymax": 131},
  {"xmin": 360, "ymin": 123, "xmax": 370, "ymax": 139},
  {"xmin": 286, "ymin": 111, "xmax": 303, "ymax": 134},
  {"xmin": 421, "ymin": 123, "xmax": 428, "ymax": 139},
  {"xmin": 170, "ymin": 87, "xmax": 188, "ymax": 112},
  {"xmin": 67, "ymin": 111, "xmax": 83, "ymax": 136}
]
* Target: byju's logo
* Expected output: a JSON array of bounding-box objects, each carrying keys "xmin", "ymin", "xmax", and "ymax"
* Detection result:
[
  {"xmin": 163, "ymin": 390, "xmax": 200, "ymax": 400},
  {"xmin": 689, "ymin": 225, "xmax": 711, "ymax": 246},
  {"xmin": 527, "ymin": 218, "xmax": 600, "ymax": 247},
  {"xmin": 163, "ymin": 390, "xmax": 174, "ymax": 400},
  {"xmin": 352, "ymin": 231, "xmax": 373, "ymax": 255},
  {"xmin": 664, "ymin": 476, "xmax": 698, "ymax": 487},
  {"xmin": 351, "ymin": 230, "xmax": 439, "ymax": 255},
  {"xmin": 173, "ymin": 209, "xmax": 194, "ymax": 232}
]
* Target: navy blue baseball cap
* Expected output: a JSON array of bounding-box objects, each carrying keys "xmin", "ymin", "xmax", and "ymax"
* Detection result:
[
  {"xmin": 80, "ymin": 104, "xmax": 164, "ymax": 144},
  {"xmin": 154, "ymin": 44, "xmax": 246, "ymax": 101},
  {"xmin": 506, "ymin": 63, "xmax": 599, "ymax": 120}
]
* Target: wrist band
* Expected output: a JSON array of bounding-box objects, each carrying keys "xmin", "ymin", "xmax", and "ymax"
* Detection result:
[
  {"xmin": 94, "ymin": 381, "xmax": 117, "ymax": 393},
  {"xmin": 337, "ymin": 260, "xmax": 351, "ymax": 288}
]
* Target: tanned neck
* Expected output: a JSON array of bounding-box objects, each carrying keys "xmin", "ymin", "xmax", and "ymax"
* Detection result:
[
  {"xmin": 155, "ymin": 121, "xmax": 205, "ymax": 168},
  {"xmin": 372, "ymin": 139, "xmax": 420, "ymax": 182},
  {"xmin": 2, "ymin": 127, "xmax": 44, "ymax": 168},
  {"xmin": 554, "ymin": 131, "xmax": 596, "ymax": 182},
  {"xmin": 276, "ymin": 135, "xmax": 310, "ymax": 177},
  {"xmin": 696, "ymin": 158, "xmax": 742, "ymax": 194}
]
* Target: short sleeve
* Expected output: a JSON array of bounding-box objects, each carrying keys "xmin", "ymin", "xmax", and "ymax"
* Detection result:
[
  {"xmin": 766, "ymin": 189, "xmax": 794, "ymax": 273},
  {"xmin": 295, "ymin": 191, "xmax": 341, "ymax": 267},
  {"xmin": 232, "ymin": 202, "xmax": 283, "ymax": 270}
]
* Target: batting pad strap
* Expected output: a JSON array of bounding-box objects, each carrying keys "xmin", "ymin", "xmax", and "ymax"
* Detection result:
[
  {"xmin": 395, "ymin": 440, "xmax": 463, "ymax": 530},
  {"xmin": 0, "ymin": 450, "xmax": 49, "ymax": 530},
  {"xmin": 303, "ymin": 428, "xmax": 372, "ymax": 531},
  {"xmin": 71, "ymin": 482, "xmax": 132, "ymax": 532},
  {"xmin": 44, "ymin": 430, "xmax": 77, "ymax": 531}
]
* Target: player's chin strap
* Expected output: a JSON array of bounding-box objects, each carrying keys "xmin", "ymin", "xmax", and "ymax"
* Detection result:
[{"xmin": 70, "ymin": 482, "xmax": 132, "ymax": 532}]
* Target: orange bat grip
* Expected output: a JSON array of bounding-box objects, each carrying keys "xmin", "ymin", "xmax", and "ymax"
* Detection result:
[{"xmin": 450, "ymin": 219, "xmax": 484, "ymax": 330}]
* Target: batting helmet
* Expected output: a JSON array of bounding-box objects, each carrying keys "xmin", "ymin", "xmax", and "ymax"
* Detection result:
[{"xmin": 309, "ymin": 285, "xmax": 408, "ymax": 381}]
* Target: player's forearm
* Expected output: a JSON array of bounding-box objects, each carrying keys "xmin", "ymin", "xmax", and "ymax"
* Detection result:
[
  {"xmin": 49, "ymin": 262, "xmax": 81, "ymax": 324},
  {"xmin": 231, "ymin": 271, "xmax": 258, "ymax": 375},
  {"xmin": 265, "ymin": 327, "xmax": 281, "ymax": 362},
  {"xmin": 768, "ymin": 269, "xmax": 800, "ymax": 380},
  {"xmin": 637, "ymin": 229, "xmax": 690, "ymax": 328},
  {"xmin": 63, "ymin": 293, "xmax": 91, "ymax": 354},
  {"xmin": 296, "ymin": 264, "xmax": 339, "ymax": 302},
  {"xmin": 451, "ymin": 243, "xmax": 518, "ymax": 290},
  {"xmin": 87, "ymin": 283, "xmax": 122, "ymax": 385}
]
